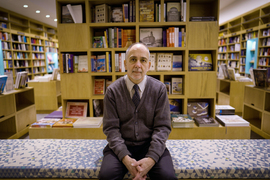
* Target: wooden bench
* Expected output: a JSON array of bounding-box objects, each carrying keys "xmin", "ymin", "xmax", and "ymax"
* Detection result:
[{"xmin": 0, "ymin": 139, "xmax": 269, "ymax": 179}]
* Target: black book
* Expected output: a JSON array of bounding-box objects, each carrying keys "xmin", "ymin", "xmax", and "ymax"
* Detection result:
[{"xmin": 194, "ymin": 117, "xmax": 219, "ymax": 127}]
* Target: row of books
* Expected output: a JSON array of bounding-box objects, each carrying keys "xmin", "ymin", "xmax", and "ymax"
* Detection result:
[
  {"xmin": 14, "ymin": 71, "xmax": 28, "ymax": 89},
  {"xmin": 31, "ymin": 39, "xmax": 42, "ymax": 45},
  {"xmin": 262, "ymin": 28, "xmax": 270, "ymax": 36},
  {"xmin": 32, "ymin": 46, "xmax": 44, "ymax": 52},
  {"xmin": 259, "ymin": 47, "xmax": 270, "ymax": 56},
  {"xmin": 44, "ymin": 41, "xmax": 58, "ymax": 47},
  {"xmin": 165, "ymin": 77, "xmax": 182, "ymax": 95},
  {"xmin": 60, "ymin": 53, "xmax": 88, "ymax": 73},
  {"xmin": 3, "ymin": 60, "xmax": 12, "ymax": 68},
  {"xmin": 91, "ymin": 53, "xmax": 111, "ymax": 73},
  {"xmin": 13, "ymin": 52, "xmax": 29, "ymax": 59},
  {"xmin": 0, "ymin": 32, "xmax": 9, "ymax": 41},
  {"xmin": 172, "ymin": 104, "xmax": 249, "ymax": 128},
  {"xmin": 11, "ymin": 35, "xmax": 29, "ymax": 43},
  {"xmin": 12, "ymin": 43, "xmax": 29, "ymax": 51},
  {"xmin": 258, "ymin": 57, "xmax": 270, "ymax": 66},
  {"xmin": 94, "ymin": 79, "xmax": 112, "ymax": 95},
  {"xmin": 31, "ymin": 110, "xmax": 102, "ymax": 128},
  {"xmin": 242, "ymin": 31, "xmax": 258, "ymax": 40},
  {"xmin": 93, "ymin": 28, "xmax": 135, "ymax": 48}
]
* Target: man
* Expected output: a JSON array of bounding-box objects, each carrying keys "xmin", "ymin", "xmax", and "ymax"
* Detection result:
[{"xmin": 99, "ymin": 43, "xmax": 177, "ymax": 180}]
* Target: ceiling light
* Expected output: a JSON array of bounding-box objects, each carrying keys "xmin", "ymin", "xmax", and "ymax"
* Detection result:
[
  {"xmin": 36, "ymin": 10, "xmax": 40, "ymax": 13},
  {"xmin": 23, "ymin": 5, "xmax": 28, "ymax": 8},
  {"xmin": 46, "ymin": 15, "xmax": 50, "ymax": 18},
  {"xmin": 54, "ymin": 19, "xmax": 57, "ymax": 22}
]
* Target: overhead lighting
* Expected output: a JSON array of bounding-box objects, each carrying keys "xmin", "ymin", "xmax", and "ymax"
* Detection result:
[
  {"xmin": 23, "ymin": 5, "xmax": 28, "ymax": 8},
  {"xmin": 36, "ymin": 10, "xmax": 40, "ymax": 13},
  {"xmin": 54, "ymin": 19, "xmax": 57, "ymax": 22},
  {"xmin": 46, "ymin": 15, "xmax": 50, "ymax": 18}
]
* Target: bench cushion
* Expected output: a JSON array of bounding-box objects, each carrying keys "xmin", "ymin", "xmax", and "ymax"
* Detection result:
[{"xmin": 0, "ymin": 139, "xmax": 269, "ymax": 178}]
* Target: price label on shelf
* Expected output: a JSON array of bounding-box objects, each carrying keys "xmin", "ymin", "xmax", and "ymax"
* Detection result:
[
  {"xmin": 35, "ymin": 36, "xmax": 40, "ymax": 39},
  {"xmin": 267, "ymin": 23, "xmax": 270, "ymax": 27},
  {"xmin": 231, "ymin": 33, "xmax": 236, "ymax": 36},
  {"xmin": 17, "ymin": 31, "xmax": 24, "ymax": 35},
  {"xmin": 246, "ymin": 28, "xmax": 253, "ymax": 32}
]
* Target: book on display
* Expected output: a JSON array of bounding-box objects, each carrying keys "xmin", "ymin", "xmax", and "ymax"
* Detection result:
[
  {"xmin": 73, "ymin": 117, "xmax": 103, "ymax": 128},
  {"xmin": 194, "ymin": 117, "xmax": 219, "ymax": 127},
  {"xmin": 215, "ymin": 115, "xmax": 250, "ymax": 127},
  {"xmin": 215, "ymin": 105, "xmax": 235, "ymax": 115}
]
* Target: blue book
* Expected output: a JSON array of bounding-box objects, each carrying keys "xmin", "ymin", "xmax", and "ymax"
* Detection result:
[
  {"xmin": 0, "ymin": 75, "xmax": 8, "ymax": 93},
  {"xmin": 178, "ymin": 31, "xmax": 182, "ymax": 47},
  {"xmin": 44, "ymin": 111, "xmax": 63, "ymax": 119},
  {"xmin": 96, "ymin": 55, "xmax": 106, "ymax": 72}
]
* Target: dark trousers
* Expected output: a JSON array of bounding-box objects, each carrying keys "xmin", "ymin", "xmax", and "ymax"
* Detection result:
[{"xmin": 99, "ymin": 143, "xmax": 177, "ymax": 180}]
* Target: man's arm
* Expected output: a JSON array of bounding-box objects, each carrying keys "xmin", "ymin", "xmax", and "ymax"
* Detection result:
[{"xmin": 103, "ymin": 88, "xmax": 131, "ymax": 161}]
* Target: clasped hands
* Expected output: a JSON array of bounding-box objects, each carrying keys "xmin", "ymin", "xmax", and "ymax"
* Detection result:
[{"xmin": 122, "ymin": 155, "xmax": 155, "ymax": 180}]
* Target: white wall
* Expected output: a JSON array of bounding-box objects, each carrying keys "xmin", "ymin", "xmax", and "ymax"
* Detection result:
[{"xmin": 219, "ymin": 0, "xmax": 270, "ymax": 25}]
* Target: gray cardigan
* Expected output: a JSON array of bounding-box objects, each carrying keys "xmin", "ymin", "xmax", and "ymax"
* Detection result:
[{"xmin": 103, "ymin": 76, "xmax": 171, "ymax": 162}]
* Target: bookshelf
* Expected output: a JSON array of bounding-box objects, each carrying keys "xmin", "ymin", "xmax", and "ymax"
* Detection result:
[
  {"xmin": 0, "ymin": 7, "xmax": 58, "ymax": 81},
  {"xmin": 56, "ymin": 0, "xmax": 219, "ymax": 120},
  {"xmin": 243, "ymin": 85, "xmax": 270, "ymax": 139},
  {"xmin": 218, "ymin": 2, "xmax": 270, "ymax": 76},
  {"xmin": 0, "ymin": 87, "xmax": 36, "ymax": 139}
]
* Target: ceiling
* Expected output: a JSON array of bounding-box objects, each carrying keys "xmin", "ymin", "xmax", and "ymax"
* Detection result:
[{"xmin": 0, "ymin": 0, "xmax": 236, "ymax": 28}]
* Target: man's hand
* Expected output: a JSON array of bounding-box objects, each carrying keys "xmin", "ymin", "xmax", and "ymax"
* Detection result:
[
  {"xmin": 122, "ymin": 155, "xmax": 141, "ymax": 178},
  {"xmin": 132, "ymin": 157, "xmax": 155, "ymax": 178}
]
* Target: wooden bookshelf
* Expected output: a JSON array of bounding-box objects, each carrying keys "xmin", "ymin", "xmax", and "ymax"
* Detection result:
[
  {"xmin": 218, "ymin": 2, "xmax": 270, "ymax": 76},
  {"xmin": 0, "ymin": 87, "xmax": 36, "ymax": 139},
  {"xmin": 243, "ymin": 85, "xmax": 270, "ymax": 139},
  {"xmin": 56, "ymin": 0, "xmax": 219, "ymax": 118},
  {"xmin": 216, "ymin": 79, "xmax": 253, "ymax": 115},
  {"xmin": 0, "ymin": 7, "xmax": 58, "ymax": 81},
  {"xmin": 28, "ymin": 81, "xmax": 61, "ymax": 114}
]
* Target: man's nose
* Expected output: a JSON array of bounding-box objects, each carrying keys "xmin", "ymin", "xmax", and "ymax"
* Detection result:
[{"xmin": 134, "ymin": 60, "xmax": 142, "ymax": 67}]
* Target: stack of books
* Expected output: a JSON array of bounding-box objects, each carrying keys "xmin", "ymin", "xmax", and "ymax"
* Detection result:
[
  {"xmin": 215, "ymin": 115, "xmax": 250, "ymax": 127},
  {"xmin": 73, "ymin": 117, "xmax": 103, "ymax": 128},
  {"xmin": 171, "ymin": 114, "xmax": 194, "ymax": 128}
]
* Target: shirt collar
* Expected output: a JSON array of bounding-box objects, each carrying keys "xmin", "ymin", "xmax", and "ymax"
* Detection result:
[{"xmin": 125, "ymin": 75, "xmax": 147, "ymax": 93}]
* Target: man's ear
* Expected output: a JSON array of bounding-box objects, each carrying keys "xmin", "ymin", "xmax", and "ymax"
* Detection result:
[
  {"xmin": 124, "ymin": 60, "xmax": 127, "ymax": 69},
  {"xmin": 147, "ymin": 61, "xmax": 151, "ymax": 71}
]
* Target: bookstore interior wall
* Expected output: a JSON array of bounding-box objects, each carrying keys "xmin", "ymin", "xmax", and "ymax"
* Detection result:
[
  {"xmin": 0, "ymin": 7, "xmax": 59, "ymax": 82},
  {"xmin": 57, "ymin": 0, "xmax": 219, "ymax": 120},
  {"xmin": 218, "ymin": 2, "xmax": 270, "ymax": 76}
]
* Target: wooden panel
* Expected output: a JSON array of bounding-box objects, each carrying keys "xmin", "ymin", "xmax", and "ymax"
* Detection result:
[
  {"xmin": 0, "ymin": 94, "xmax": 15, "ymax": 119},
  {"xmin": 217, "ymin": 92, "xmax": 230, "ymax": 105},
  {"xmin": 61, "ymin": 73, "xmax": 91, "ymax": 99},
  {"xmin": 58, "ymin": 24, "xmax": 88, "ymax": 51},
  {"xmin": 188, "ymin": 22, "xmax": 218, "ymax": 49},
  {"xmin": 16, "ymin": 105, "xmax": 36, "ymax": 132},
  {"xmin": 187, "ymin": 73, "xmax": 216, "ymax": 97},
  {"xmin": 262, "ymin": 113, "xmax": 270, "ymax": 135},
  {"xmin": 244, "ymin": 86, "xmax": 264, "ymax": 110}
]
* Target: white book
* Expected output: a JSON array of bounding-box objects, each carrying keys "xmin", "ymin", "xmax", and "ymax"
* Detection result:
[
  {"xmin": 149, "ymin": 53, "xmax": 156, "ymax": 71},
  {"xmin": 73, "ymin": 117, "xmax": 103, "ymax": 128},
  {"xmin": 71, "ymin": 4, "xmax": 83, "ymax": 23},
  {"xmin": 171, "ymin": 77, "xmax": 182, "ymax": 94},
  {"xmin": 215, "ymin": 115, "xmax": 249, "ymax": 127},
  {"xmin": 172, "ymin": 55, "xmax": 182, "ymax": 71},
  {"xmin": 78, "ymin": 55, "xmax": 88, "ymax": 72}
]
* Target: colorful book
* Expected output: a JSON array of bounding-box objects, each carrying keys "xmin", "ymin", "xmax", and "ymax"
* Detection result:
[
  {"xmin": 52, "ymin": 118, "xmax": 77, "ymax": 128},
  {"xmin": 94, "ymin": 79, "xmax": 105, "ymax": 95},
  {"xmin": 194, "ymin": 117, "xmax": 219, "ymax": 127},
  {"xmin": 140, "ymin": 0, "xmax": 154, "ymax": 22},
  {"xmin": 31, "ymin": 118, "xmax": 60, "ymax": 128},
  {"xmin": 253, "ymin": 69, "xmax": 267, "ymax": 87},
  {"xmin": 44, "ymin": 111, "xmax": 63, "ymax": 119},
  {"xmin": 96, "ymin": 55, "xmax": 106, "ymax": 72},
  {"xmin": 0, "ymin": 75, "xmax": 8, "ymax": 94},
  {"xmin": 189, "ymin": 54, "xmax": 212, "ymax": 71},
  {"xmin": 171, "ymin": 77, "xmax": 182, "ymax": 94},
  {"xmin": 78, "ymin": 55, "xmax": 88, "ymax": 72}
]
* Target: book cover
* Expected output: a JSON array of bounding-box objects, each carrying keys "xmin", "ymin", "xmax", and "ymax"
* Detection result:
[
  {"xmin": 139, "ymin": 28, "xmax": 162, "ymax": 47},
  {"xmin": 228, "ymin": 68, "xmax": 236, "ymax": 81},
  {"xmin": 111, "ymin": 6, "xmax": 123, "ymax": 22},
  {"xmin": 96, "ymin": 55, "xmax": 106, "ymax": 72},
  {"xmin": 31, "ymin": 118, "xmax": 60, "ymax": 128},
  {"xmin": 62, "ymin": 5, "xmax": 74, "ymax": 23},
  {"xmin": 171, "ymin": 77, "xmax": 182, "ymax": 94},
  {"xmin": 93, "ymin": 99, "xmax": 103, "ymax": 117},
  {"xmin": 172, "ymin": 55, "xmax": 182, "ymax": 71},
  {"xmin": 169, "ymin": 99, "xmax": 182, "ymax": 114},
  {"xmin": 164, "ymin": 81, "xmax": 171, "ymax": 94},
  {"xmin": 187, "ymin": 102, "xmax": 209, "ymax": 118},
  {"xmin": 95, "ymin": 4, "xmax": 108, "ymax": 23},
  {"xmin": 78, "ymin": 55, "xmax": 88, "ymax": 72},
  {"xmin": 65, "ymin": 102, "xmax": 88, "ymax": 118},
  {"xmin": 149, "ymin": 53, "xmax": 156, "ymax": 71},
  {"xmin": 73, "ymin": 117, "xmax": 103, "ymax": 128},
  {"xmin": 52, "ymin": 118, "xmax": 77, "ymax": 128},
  {"xmin": 167, "ymin": 2, "xmax": 181, "ymax": 22},
  {"xmin": 122, "ymin": 29, "xmax": 136, "ymax": 48},
  {"xmin": 253, "ymin": 69, "xmax": 267, "ymax": 87},
  {"xmin": 94, "ymin": 79, "xmax": 105, "ymax": 95},
  {"xmin": 189, "ymin": 54, "xmax": 212, "ymax": 71},
  {"xmin": 93, "ymin": 36, "xmax": 103, "ymax": 48},
  {"xmin": 44, "ymin": 111, "xmax": 63, "ymax": 119},
  {"xmin": 171, "ymin": 114, "xmax": 194, "ymax": 128},
  {"xmin": 215, "ymin": 115, "xmax": 250, "ymax": 127},
  {"xmin": 140, "ymin": 0, "xmax": 154, "ymax": 22},
  {"xmin": 194, "ymin": 117, "xmax": 219, "ymax": 127},
  {"xmin": 0, "ymin": 75, "xmax": 8, "ymax": 94},
  {"xmin": 221, "ymin": 64, "xmax": 230, "ymax": 79},
  {"xmin": 67, "ymin": 4, "xmax": 83, "ymax": 23},
  {"xmin": 3, "ymin": 71, "xmax": 14, "ymax": 92},
  {"xmin": 215, "ymin": 105, "xmax": 235, "ymax": 115},
  {"xmin": 156, "ymin": 53, "xmax": 172, "ymax": 71},
  {"xmin": 91, "ymin": 55, "xmax": 97, "ymax": 72}
]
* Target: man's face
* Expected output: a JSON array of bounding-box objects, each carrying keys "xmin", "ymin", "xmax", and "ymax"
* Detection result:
[{"xmin": 124, "ymin": 44, "xmax": 151, "ymax": 84}]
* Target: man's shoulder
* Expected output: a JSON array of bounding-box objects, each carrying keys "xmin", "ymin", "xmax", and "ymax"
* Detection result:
[
  {"xmin": 107, "ymin": 77, "xmax": 125, "ymax": 90},
  {"xmin": 147, "ymin": 76, "xmax": 165, "ymax": 87}
]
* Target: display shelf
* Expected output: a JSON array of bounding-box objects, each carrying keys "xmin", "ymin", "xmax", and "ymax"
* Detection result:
[
  {"xmin": 243, "ymin": 85, "xmax": 270, "ymax": 139},
  {"xmin": 0, "ymin": 87, "xmax": 36, "ymax": 139}
]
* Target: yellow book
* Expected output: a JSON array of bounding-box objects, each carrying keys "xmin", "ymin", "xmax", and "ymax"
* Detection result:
[
  {"xmin": 104, "ymin": 31, "xmax": 108, "ymax": 48},
  {"xmin": 106, "ymin": 52, "xmax": 110, "ymax": 72}
]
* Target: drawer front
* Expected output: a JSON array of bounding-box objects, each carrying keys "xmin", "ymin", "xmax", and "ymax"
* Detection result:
[{"xmin": 244, "ymin": 87, "xmax": 264, "ymax": 110}]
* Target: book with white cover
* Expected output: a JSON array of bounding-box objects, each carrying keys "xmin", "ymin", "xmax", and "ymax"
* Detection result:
[
  {"xmin": 215, "ymin": 105, "xmax": 235, "ymax": 115},
  {"xmin": 215, "ymin": 115, "xmax": 249, "ymax": 127},
  {"xmin": 73, "ymin": 117, "xmax": 103, "ymax": 128}
]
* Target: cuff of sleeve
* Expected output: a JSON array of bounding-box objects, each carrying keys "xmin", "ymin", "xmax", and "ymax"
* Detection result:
[
  {"xmin": 118, "ymin": 148, "xmax": 131, "ymax": 161},
  {"xmin": 146, "ymin": 151, "xmax": 159, "ymax": 163}
]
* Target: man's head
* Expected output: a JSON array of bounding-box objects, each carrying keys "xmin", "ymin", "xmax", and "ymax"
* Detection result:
[{"xmin": 124, "ymin": 43, "xmax": 151, "ymax": 84}]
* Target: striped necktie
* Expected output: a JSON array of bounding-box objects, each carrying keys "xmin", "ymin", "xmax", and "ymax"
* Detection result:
[{"xmin": 132, "ymin": 84, "xmax": 140, "ymax": 108}]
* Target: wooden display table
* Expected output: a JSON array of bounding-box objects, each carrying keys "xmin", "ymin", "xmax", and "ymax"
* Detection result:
[
  {"xmin": 29, "ymin": 124, "xmax": 250, "ymax": 139},
  {"xmin": 0, "ymin": 87, "xmax": 36, "ymax": 139},
  {"xmin": 28, "ymin": 80, "xmax": 61, "ymax": 113},
  {"xmin": 243, "ymin": 85, "xmax": 270, "ymax": 139},
  {"xmin": 216, "ymin": 79, "xmax": 253, "ymax": 115}
]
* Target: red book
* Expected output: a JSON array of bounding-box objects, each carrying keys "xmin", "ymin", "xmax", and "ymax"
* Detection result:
[{"xmin": 94, "ymin": 79, "xmax": 105, "ymax": 95}]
